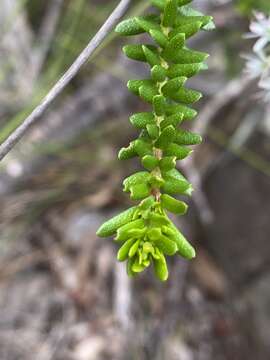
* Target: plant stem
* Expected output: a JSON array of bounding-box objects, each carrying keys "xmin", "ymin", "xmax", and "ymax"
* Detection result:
[{"xmin": 0, "ymin": 0, "xmax": 132, "ymax": 161}]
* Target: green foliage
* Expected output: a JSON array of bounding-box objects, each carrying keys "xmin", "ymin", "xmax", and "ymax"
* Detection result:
[
  {"xmin": 97, "ymin": 0, "xmax": 214, "ymax": 281},
  {"xmin": 237, "ymin": 0, "xmax": 270, "ymax": 15}
]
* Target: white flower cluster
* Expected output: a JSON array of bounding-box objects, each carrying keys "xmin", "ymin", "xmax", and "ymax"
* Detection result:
[{"xmin": 244, "ymin": 12, "xmax": 270, "ymax": 102}]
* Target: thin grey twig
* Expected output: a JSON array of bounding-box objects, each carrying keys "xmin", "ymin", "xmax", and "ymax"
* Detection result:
[{"xmin": 0, "ymin": 0, "xmax": 132, "ymax": 161}]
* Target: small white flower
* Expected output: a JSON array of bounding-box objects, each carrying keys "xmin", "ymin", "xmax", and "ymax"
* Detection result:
[
  {"xmin": 258, "ymin": 77, "xmax": 270, "ymax": 102},
  {"xmin": 244, "ymin": 12, "xmax": 270, "ymax": 53},
  {"xmin": 243, "ymin": 53, "xmax": 270, "ymax": 78},
  {"xmin": 244, "ymin": 12, "xmax": 270, "ymax": 103}
]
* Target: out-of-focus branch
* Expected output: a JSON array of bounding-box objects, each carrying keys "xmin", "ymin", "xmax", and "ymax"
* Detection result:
[
  {"xmin": 193, "ymin": 76, "xmax": 254, "ymax": 137},
  {"xmin": 204, "ymin": 105, "xmax": 264, "ymax": 178},
  {"xmin": 0, "ymin": 0, "xmax": 35, "ymax": 107},
  {"xmin": 181, "ymin": 76, "xmax": 254, "ymax": 226},
  {"xmin": 34, "ymin": 0, "xmax": 64, "ymax": 74},
  {"xmin": 181, "ymin": 161, "xmax": 214, "ymax": 225},
  {"xmin": 0, "ymin": 0, "xmax": 132, "ymax": 161},
  {"xmin": 114, "ymin": 261, "xmax": 132, "ymax": 330}
]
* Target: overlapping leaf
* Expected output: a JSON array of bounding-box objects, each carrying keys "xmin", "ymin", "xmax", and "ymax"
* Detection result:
[{"xmin": 97, "ymin": 0, "xmax": 213, "ymax": 281}]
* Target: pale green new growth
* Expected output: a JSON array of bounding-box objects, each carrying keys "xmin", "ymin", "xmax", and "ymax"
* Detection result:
[{"xmin": 97, "ymin": 0, "xmax": 214, "ymax": 281}]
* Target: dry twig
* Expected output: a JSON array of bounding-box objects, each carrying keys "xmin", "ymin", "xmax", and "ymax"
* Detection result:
[
  {"xmin": 0, "ymin": 0, "xmax": 132, "ymax": 161},
  {"xmin": 181, "ymin": 76, "xmax": 254, "ymax": 226},
  {"xmin": 34, "ymin": 0, "xmax": 65, "ymax": 74}
]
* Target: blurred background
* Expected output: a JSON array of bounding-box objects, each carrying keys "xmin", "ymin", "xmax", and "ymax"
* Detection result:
[{"xmin": 0, "ymin": 0, "xmax": 270, "ymax": 359}]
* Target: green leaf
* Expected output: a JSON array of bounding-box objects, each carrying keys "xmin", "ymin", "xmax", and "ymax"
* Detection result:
[
  {"xmin": 203, "ymin": 19, "xmax": 215, "ymax": 31},
  {"xmin": 147, "ymin": 227, "xmax": 161, "ymax": 239},
  {"xmin": 142, "ymin": 45, "xmax": 161, "ymax": 67},
  {"xmin": 143, "ymin": 241, "xmax": 155, "ymax": 255},
  {"xmin": 161, "ymin": 194, "xmax": 188, "ymax": 214},
  {"xmin": 128, "ymin": 239, "xmax": 141, "ymax": 257},
  {"xmin": 139, "ymin": 129, "xmax": 152, "ymax": 143},
  {"xmin": 115, "ymin": 15, "xmax": 160, "ymax": 36},
  {"xmin": 130, "ymin": 112, "xmax": 155, "ymax": 129},
  {"xmin": 130, "ymin": 183, "xmax": 151, "ymax": 200},
  {"xmin": 118, "ymin": 142, "xmax": 136, "ymax": 160},
  {"xmin": 150, "ymin": 0, "xmax": 165, "ymax": 10},
  {"xmin": 149, "ymin": 174, "xmax": 165, "ymax": 188},
  {"xmin": 171, "ymin": 87, "xmax": 202, "ymax": 104},
  {"xmin": 169, "ymin": 33, "xmax": 186, "ymax": 49},
  {"xmin": 163, "ymin": 47, "xmax": 208, "ymax": 64},
  {"xmin": 167, "ymin": 63, "xmax": 203, "ymax": 78},
  {"xmin": 134, "ymin": 139, "xmax": 153, "ymax": 157},
  {"xmin": 163, "ymin": 169, "xmax": 193, "ymax": 196},
  {"xmin": 173, "ymin": 21, "xmax": 202, "ymax": 38},
  {"xmin": 117, "ymin": 238, "xmax": 137, "ymax": 261},
  {"xmin": 161, "ymin": 175, "xmax": 192, "ymax": 195},
  {"xmin": 155, "ymin": 125, "xmax": 175, "ymax": 149},
  {"xmin": 164, "ymin": 143, "xmax": 192, "ymax": 159},
  {"xmin": 128, "ymin": 228, "xmax": 147, "ymax": 239},
  {"xmin": 96, "ymin": 207, "xmax": 138, "ymax": 237},
  {"xmin": 153, "ymin": 95, "xmax": 166, "ymax": 116},
  {"xmin": 151, "ymin": 65, "xmax": 167, "ymax": 82},
  {"xmin": 163, "ymin": 33, "xmax": 185, "ymax": 58},
  {"xmin": 123, "ymin": 44, "xmax": 157, "ymax": 62},
  {"xmin": 127, "ymin": 257, "xmax": 136, "ymax": 277},
  {"xmin": 123, "ymin": 171, "xmax": 151, "ymax": 192},
  {"xmin": 139, "ymin": 84, "xmax": 159, "ymax": 103},
  {"xmin": 149, "ymin": 29, "xmax": 168, "ymax": 48},
  {"xmin": 166, "ymin": 104, "xmax": 197, "ymax": 120},
  {"xmin": 146, "ymin": 124, "xmax": 159, "ymax": 139},
  {"xmin": 148, "ymin": 228, "xmax": 178, "ymax": 255},
  {"xmin": 162, "ymin": 77, "xmax": 187, "ymax": 97},
  {"xmin": 116, "ymin": 17, "xmax": 144, "ymax": 36},
  {"xmin": 176, "ymin": 15, "xmax": 212, "ymax": 27},
  {"xmin": 178, "ymin": 0, "xmax": 192, "ymax": 5},
  {"xmin": 123, "ymin": 44, "xmax": 145, "ymax": 61},
  {"xmin": 159, "ymin": 156, "xmax": 177, "ymax": 171},
  {"xmin": 163, "ymin": 0, "xmax": 178, "ymax": 27},
  {"xmin": 135, "ymin": 17, "xmax": 161, "ymax": 33},
  {"xmin": 178, "ymin": 6, "xmax": 215, "ymax": 30},
  {"xmin": 132, "ymin": 257, "xmax": 146, "ymax": 273},
  {"xmin": 163, "ymin": 224, "xmax": 196, "ymax": 259},
  {"xmin": 165, "ymin": 168, "xmax": 188, "ymax": 182},
  {"xmin": 149, "ymin": 212, "xmax": 170, "ymax": 226},
  {"xmin": 139, "ymin": 196, "xmax": 156, "ymax": 210},
  {"xmin": 160, "ymin": 113, "xmax": 184, "ymax": 129},
  {"xmin": 153, "ymin": 254, "xmax": 168, "ymax": 281},
  {"xmin": 127, "ymin": 79, "xmax": 153, "ymax": 95},
  {"xmin": 115, "ymin": 219, "xmax": 145, "ymax": 242},
  {"xmin": 175, "ymin": 129, "xmax": 202, "ymax": 145},
  {"xmin": 143, "ymin": 45, "xmax": 161, "ymax": 67}
]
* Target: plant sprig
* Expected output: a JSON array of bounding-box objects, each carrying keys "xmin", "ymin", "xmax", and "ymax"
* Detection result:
[{"xmin": 97, "ymin": 0, "xmax": 214, "ymax": 281}]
